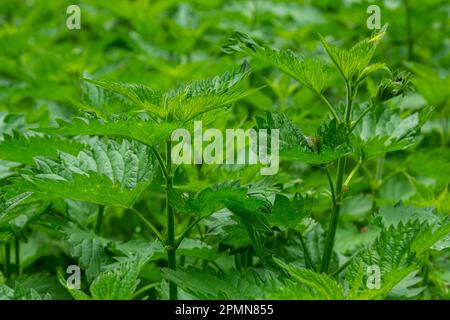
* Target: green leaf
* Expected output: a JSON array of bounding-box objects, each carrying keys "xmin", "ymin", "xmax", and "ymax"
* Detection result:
[
  {"xmin": 320, "ymin": 26, "xmax": 386, "ymax": 83},
  {"xmin": 347, "ymin": 209, "xmax": 450, "ymax": 299},
  {"xmin": 177, "ymin": 239, "xmax": 218, "ymax": 261},
  {"xmin": 182, "ymin": 181, "xmax": 273, "ymax": 234},
  {"xmin": 89, "ymin": 259, "xmax": 141, "ymax": 300},
  {"xmin": 64, "ymin": 226, "xmax": 111, "ymax": 282},
  {"xmin": 84, "ymin": 62, "xmax": 252, "ymax": 122},
  {"xmin": 274, "ymin": 258, "xmax": 344, "ymax": 300},
  {"xmin": 224, "ymin": 32, "xmax": 330, "ymax": 94},
  {"xmin": 0, "ymin": 192, "xmax": 33, "ymax": 227},
  {"xmin": 162, "ymin": 267, "xmax": 281, "ymax": 299},
  {"xmin": 269, "ymin": 193, "xmax": 307, "ymax": 228},
  {"xmin": 5, "ymin": 140, "xmax": 156, "ymax": 208},
  {"xmin": 35, "ymin": 114, "xmax": 180, "ymax": 147},
  {"xmin": 0, "ymin": 283, "xmax": 52, "ymax": 300},
  {"xmin": 17, "ymin": 273, "xmax": 71, "ymax": 300},
  {"xmin": 388, "ymin": 270, "xmax": 424, "ymax": 299},
  {"xmin": 346, "ymin": 222, "xmax": 421, "ymax": 299},
  {"xmin": 81, "ymin": 78, "xmax": 164, "ymax": 116},
  {"xmin": 352, "ymin": 105, "xmax": 428, "ymax": 160},
  {"xmin": 373, "ymin": 203, "xmax": 439, "ymax": 228},
  {"xmin": 256, "ymin": 112, "xmax": 349, "ymax": 164},
  {"xmin": 0, "ymin": 132, "xmax": 86, "ymax": 165},
  {"xmin": 408, "ymin": 148, "xmax": 450, "ymax": 184}
]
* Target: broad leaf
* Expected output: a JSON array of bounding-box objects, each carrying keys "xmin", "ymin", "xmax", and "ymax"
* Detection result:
[
  {"xmin": 0, "ymin": 132, "xmax": 85, "ymax": 165},
  {"xmin": 5, "ymin": 140, "xmax": 156, "ymax": 208},
  {"xmin": 223, "ymin": 32, "xmax": 330, "ymax": 94},
  {"xmin": 35, "ymin": 115, "xmax": 179, "ymax": 147}
]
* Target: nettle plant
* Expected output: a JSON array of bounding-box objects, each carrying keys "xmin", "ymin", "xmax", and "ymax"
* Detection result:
[{"xmin": 0, "ymin": 27, "xmax": 448, "ymax": 300}]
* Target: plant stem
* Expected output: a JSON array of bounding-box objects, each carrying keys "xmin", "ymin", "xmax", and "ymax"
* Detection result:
[
  {"xmin": 321, "ymin": 81, "xmax": 353, "ymax": 273},
  {"xmin": 319, "ymin": 93, "xmax": 340, "ymax": 122},
  {"xmin": 330, "ymin": 253, "xmax": 356, "ymax": 277},
  {"xmin": 299, "ymin": 233, "xmax": 316, "ymax": 272},
  {"xmin": 175, "ymin": 216, "xmax": 204, "ymax": 249},
  {"xmin": 344, "ymin": 160, "xmax": 362, "ymax": 187},
  {"xmin": 150, "ymin": 146, "xmax": 169, "ymax": 180},
  {"xmin": 344, "ymin": 81, "xmax": 353, "ymax": 126},
  {"xmin": 375, "ymin": 155, "xmax": 385, "ymax": 182},
  {"xmin": 321, "ymin": 157, "xmax": 347, "ymax": 273},
  {"xmin": 15, "ymin": 237, "xmax": 20, "ymax": 276},
  {"xmin": 95, "ymin": 205, "xmax": 105, "ymax": 235},
  {"xmin": 132, "ymin": 282, "xmax": 161, "ymax": 299},
  {"xmin": 130, "ymin": 207, "xmax": 164, "ymax": 243},
  {"xmin": 246, "ymin": 248, "xmax": 253, "ymax": 268},
  {"xmin": 325, "ymin": 168, "xmax": 336, "ymax": 207},
  {"xmin": 165, "ymin": 140, "xmax": 178, "ymax": 300},
  {"xmin": 4, "ymin": 242, "xmax": 10, "ymax": 279},
  {"xmin": 349, "ymin": 100, "xmax": 375, "ymax": 132}
]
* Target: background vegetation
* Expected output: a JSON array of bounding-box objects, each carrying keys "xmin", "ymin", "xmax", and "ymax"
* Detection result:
[{"xmin": 0, "ymin": 0, "xmax": 448, "ymax": 300}]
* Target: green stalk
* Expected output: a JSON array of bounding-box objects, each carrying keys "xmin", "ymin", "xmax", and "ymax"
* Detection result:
[
  {"xmin": 15, "ymin": 237, "xmax": 20, "ymax": 276},
  {"xmin": 175, "ymin": 216, "xmax": 204, "ymax": 249},
  {"xmin": 130, "ymin": 207, "xmax": 164, "ymax": 243},
  {"xmin": 95, "ymin": 205, "xmax": 105, "ymax": 235},
  {"xmin": 299, "ymin": 233, "xmax": 316, "ymax": 272},
  {"xmin": 375, "ymin": 155, "xmax": 385, "ymax": 182},
  {"xmin": 321, "ymin": 157, "xmax": 347, "ymax": 273},
  {"xmin": 4, "ymin": 242, "xmax": 11, "ymax": 279},
  {"xmin": 321, "ymin": 81, "xmax": 353, "ymax": 273},
  {"xmin": 165, "ymin": 140, "xmax": 178, "ymax": 300}
]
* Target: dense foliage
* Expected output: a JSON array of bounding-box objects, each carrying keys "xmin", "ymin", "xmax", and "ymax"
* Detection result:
[{"xmin": 0, "ymin": 0, "xmax": 449, "ymax": 300}]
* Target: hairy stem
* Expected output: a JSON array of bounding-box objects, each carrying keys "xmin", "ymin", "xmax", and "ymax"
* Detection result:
[
  {"xmin": 4, "ymin": 242, "xmax": 11, "ymax": 279},
  {"xmin": 175, "ymin": 216, "xmax": 204, "ymax": 250},
  {"xmin": 15, "ymin": 237, "xmax": 20, "ymax": 276},
  {"xmin": 321, "ymin": 81, "xmax": 353, "ymax": 273},
  {"xmin": 375, "ymin": 155, "xmax": 385, "ymax": 183},
  {"xmin": 130, "ymin": 207, "xmax": 164, "ymax": 243},
  {"xmin": 95, "ymin": 205, "xmax": 105, "ymax": 235},
  {"xmin": 132, "ymin": 282, "xmax": 161, "ymax": 299},
  {"xmin": 165, "ymin": 140, "xmax": 178, "ymax": 300},
  {"xmin": 318, "ymin": 93, "xmax": 340, "ymax": 122},
  {"xmin": 321, "ymin": 157, "xmax": 347, "ymax": 273},
  {"xmin": 299, "ymin": 233, "xmax": 316, "ymax": 272},
  {"xmin": 349, "ymin": 100, "xmax": 376, "ymax": 133},
  {"xmin": 344, "ymin": 160, "xmax": 362, "ymax": 187}
]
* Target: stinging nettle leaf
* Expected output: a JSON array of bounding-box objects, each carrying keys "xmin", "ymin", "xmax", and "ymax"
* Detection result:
[
  {"xmin": 0, "ymin": 132, "xmax": 86, "ymax": 165},
  {"xmin": 4, "ymin": 140, "xmax": 156, "ymax": 208},
  {"xmin": 224, "ymin": 32, "xmax": 330, "ymax": 94}
]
